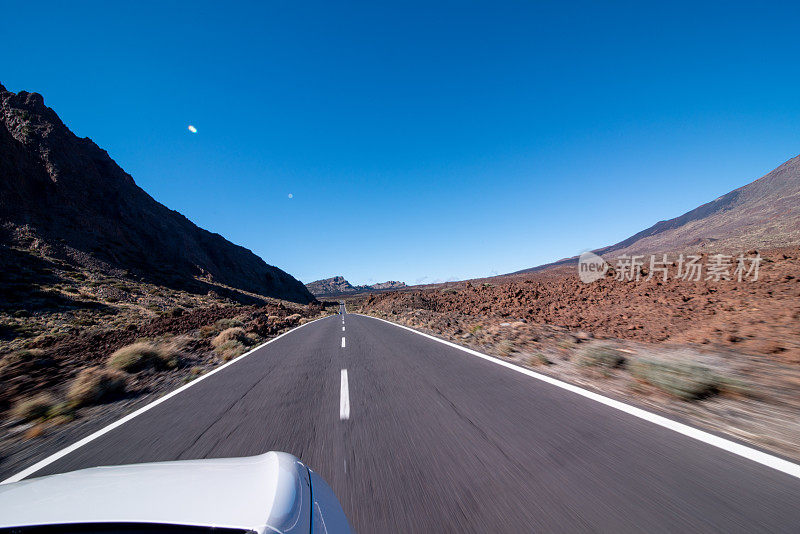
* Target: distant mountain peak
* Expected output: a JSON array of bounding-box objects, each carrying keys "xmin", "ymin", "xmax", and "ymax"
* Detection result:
[{"xmin": 306, "ymin": 276, "xmax": 406, "ymax": 297}]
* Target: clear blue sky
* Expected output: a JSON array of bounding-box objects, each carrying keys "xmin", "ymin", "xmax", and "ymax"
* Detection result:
[{"xmin": 3, "ymin": 1, "xmax": 799, "ymax": 285}]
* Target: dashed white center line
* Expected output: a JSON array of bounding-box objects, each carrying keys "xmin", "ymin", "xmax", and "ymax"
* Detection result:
[
  {"xmin": 341, "ymin": 336, "xmax": 346, "ymax": 348},
  {"xmin": 342, "ymin": 326, "xmax": 345, "ymax": 331},
  {"xmin": 340, "ymin": 369, "xmax": 350, "ymax": 420}
]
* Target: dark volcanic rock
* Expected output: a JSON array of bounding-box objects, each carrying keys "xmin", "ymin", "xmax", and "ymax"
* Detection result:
[{"xmin": 0, "ymin": 85, "xmax": 314, "ymax": 304}]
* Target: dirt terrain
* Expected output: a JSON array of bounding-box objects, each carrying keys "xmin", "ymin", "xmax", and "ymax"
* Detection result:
[
  {"xmin": 349, "ymin": 246, "xmax": 800, "ymax": 459},
  {"xmin": 0, "ymin": 244, "xmax": 335, "ymax": 472},
  {"xmin": 0, "ymin": 83, "xmax": 330, "ymax": 472}
]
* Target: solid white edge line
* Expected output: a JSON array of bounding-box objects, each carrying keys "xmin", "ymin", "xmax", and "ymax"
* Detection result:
[
  {"xmin": 340, "ymin": 369, "xmax": 350, "ymax": 420},
  {"xmin": 1, "ymin": 315, "xmax": 333, "ymax": 484},
  {"xmin": 341, "ymin": 336, "xmax": 346, "ymax": 348},
  {"xmin": 356, "ymin": 313, "xmax": 800, "ymax": 480}
]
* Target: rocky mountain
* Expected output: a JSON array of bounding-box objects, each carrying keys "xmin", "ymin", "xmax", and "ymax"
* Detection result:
[
  {"xmin": 306, "ymin": 276, "xmax": 406, "ymax": 297},
  {"xmin": 368, "ymin": 280, "xmax": 407, "ymax": 291},
  {"xmin": 515, "ymin": 153, "xmax": 800, "ymax": 273},
  {"xmin": 0, "ymin": 84, "xmax": 314, "ymax": 304},
  {"xmin": 306, "ymin": 276, "xmax": 356, "ymax": 295}
]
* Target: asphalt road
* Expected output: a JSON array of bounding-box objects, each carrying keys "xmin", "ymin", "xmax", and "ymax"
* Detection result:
[{"xmin": 8, "ymin": 308, "xmax": 800, "ymax": 532}]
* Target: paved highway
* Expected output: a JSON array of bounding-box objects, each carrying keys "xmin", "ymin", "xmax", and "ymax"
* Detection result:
[{"xmin": 5, "ymin": 306, "xmax": 800, "ymax": 532}]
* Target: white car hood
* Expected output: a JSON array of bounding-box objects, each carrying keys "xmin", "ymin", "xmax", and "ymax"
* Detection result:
[{"xmin": 0, "ymin": 452, "xmax": 311, "ymax": 534}]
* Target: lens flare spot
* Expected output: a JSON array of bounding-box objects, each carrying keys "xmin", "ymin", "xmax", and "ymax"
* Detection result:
[
  {"xmin": 187, "ymin": 125, "xmax": 197, "ymax": 133},
  {"xmin": 288, "ymin": 193, "xmax": 293, "ymax": 199}
]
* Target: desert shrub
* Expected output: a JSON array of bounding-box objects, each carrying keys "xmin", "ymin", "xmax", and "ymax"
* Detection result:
[
  {"xmin": 630, "ymin": 359, "xmax": 721, "ymax": 400},
  {"xmin": 528, "ymin": 353, "xmax": 551, "ymax": 366},
  {"xmin": 498, "ymin": 340, "xmax": 514, "ymax": 356},
  {"xmin": 580, "ymin": 346, "xmax": 626, "ymax": 369},
  {"xmin": 211, "ymin": 327, "xmax": 249, "ymax": 348},
  {"xmin": 162, "ymin": 335, "xmax": 194, "ymax": 354},
  {"xmin": 0, "ymin": 348, "xmax": 45, "ymax": 371},
  {"xmin": 67, "ymin": 367, "xmax": 127, "ymax": 406},
  {"xmin": 214, "ymin": 318, "xmax": 243, "ymax": 330},
  {"xmin": 46, "ymin": 401, "xmax": 76, "ymax": 420},
  {"xmin": 107, "ymin": 342, "xmax": 178, "ymax": 372},
  {"xmin": 11, "ymin": 393, "xmax": 56, "ymax": 421},
  {"xmin": 182, "ymin": 366, "xmax": 206, "ymax": 384},
  {"xmin": 199, "ymin": 325, "xmax": 218, "ymax": 338},
  {"xmin": 214, "ymin": 340, "xmax": 246, "ymax": 361}
]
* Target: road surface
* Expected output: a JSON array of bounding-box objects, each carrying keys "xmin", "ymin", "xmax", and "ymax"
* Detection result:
[{"xmin": 5, "ymin": 307, "xmax": 800, "ymax": 532}]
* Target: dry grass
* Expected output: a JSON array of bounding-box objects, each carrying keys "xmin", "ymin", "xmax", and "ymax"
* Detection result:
[
  {"xmin": 629, "ymin": 359, "xmax": 722, "ymax": 400},
  {"xmin": 106, "ymin": 341, "xmax": 179, "ymax": 372},
  {"xmin": 0, "ymin": 348, "xmax": 45, "ymax": 371},
  {"xmin": 214, "ymin": 339, "xmax": 247, "ymax": 361},
  {"xmin": 11, "ymin": 393, "xmax": 56, "ymax": 421},
  {"xmin": 211, "ymin": 327, "xmax": 248, "ymax": 348},
  {"xmin": 580, "ymin": 346, "xmax": 626, "ymax": 368},
  {"xmin": 67, "ymin": 367, "xmax": 127, "ymax": 406}
]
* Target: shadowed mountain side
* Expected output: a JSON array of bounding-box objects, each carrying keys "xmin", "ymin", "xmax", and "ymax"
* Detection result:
[{"xmin": 0, "ymin": 84, "xmax": 314, "ymax": 304}]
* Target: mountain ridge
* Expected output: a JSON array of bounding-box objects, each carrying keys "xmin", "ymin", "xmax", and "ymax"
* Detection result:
[
  {"xmin": 306, "ymin": 276, "xmax": 406, "ymax": 297},
  {"xmin": 0, "ymin": 84, "xmax": 314, "ymax": 304},
  {"xmin": 512, "ymin": 153, "xmax": 800, "ymax": 274}
]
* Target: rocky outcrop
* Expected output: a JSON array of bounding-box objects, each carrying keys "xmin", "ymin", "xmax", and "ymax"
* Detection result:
[
  {"xmin": 368, "ymin": 281, "xmax": 406, "ymax": 291},
  {"xmin": 306, "ymin": 276, "xmax": 406, "ymax": 297}
]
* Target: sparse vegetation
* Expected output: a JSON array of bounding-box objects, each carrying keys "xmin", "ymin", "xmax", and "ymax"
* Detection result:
[
  {"xmin": 215, "ymin": 318, "xmax": 244, "ymax": 330},
  {"xmin": 0, "ymin": 348, "xmax": 45, "ymax": 371},
  {"xmin": 66, "ymin": 367, "xmax": 127, "ymax": 407},
  {"xmin": 498, "ymin": 340, "xmax": 514, "ymax": 356},
  {"xmin": 211, "ymin": 327, "xmax": 248, "ymax": 348},
  {"xmin": 106, "ymin": 342, "xmax": 179, "ymax": 372},
  {"xmin": 182, "ymin": 366, "xmax": 206, "ymax": 384},
  {"xmin": 629, "ymin": 359, "xmax": 722, "ymax": 400},
  {"xmin": 199, "ymin": 324, "xmax": 218, "ymax": 338},
  {"xmin": 214, "ymin": 339, "xmax": 246, "ymax": 361},
  {"xmin": 11, "ymin": 393, "xmax": 56, "ymax": 421},
  {"xmin": 528, "ymin": 353, "xmax": 551, "ymax": 366},
  {"xmin": 580, "ymin": 346, "xmax": 626, "ymax": 369}
]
